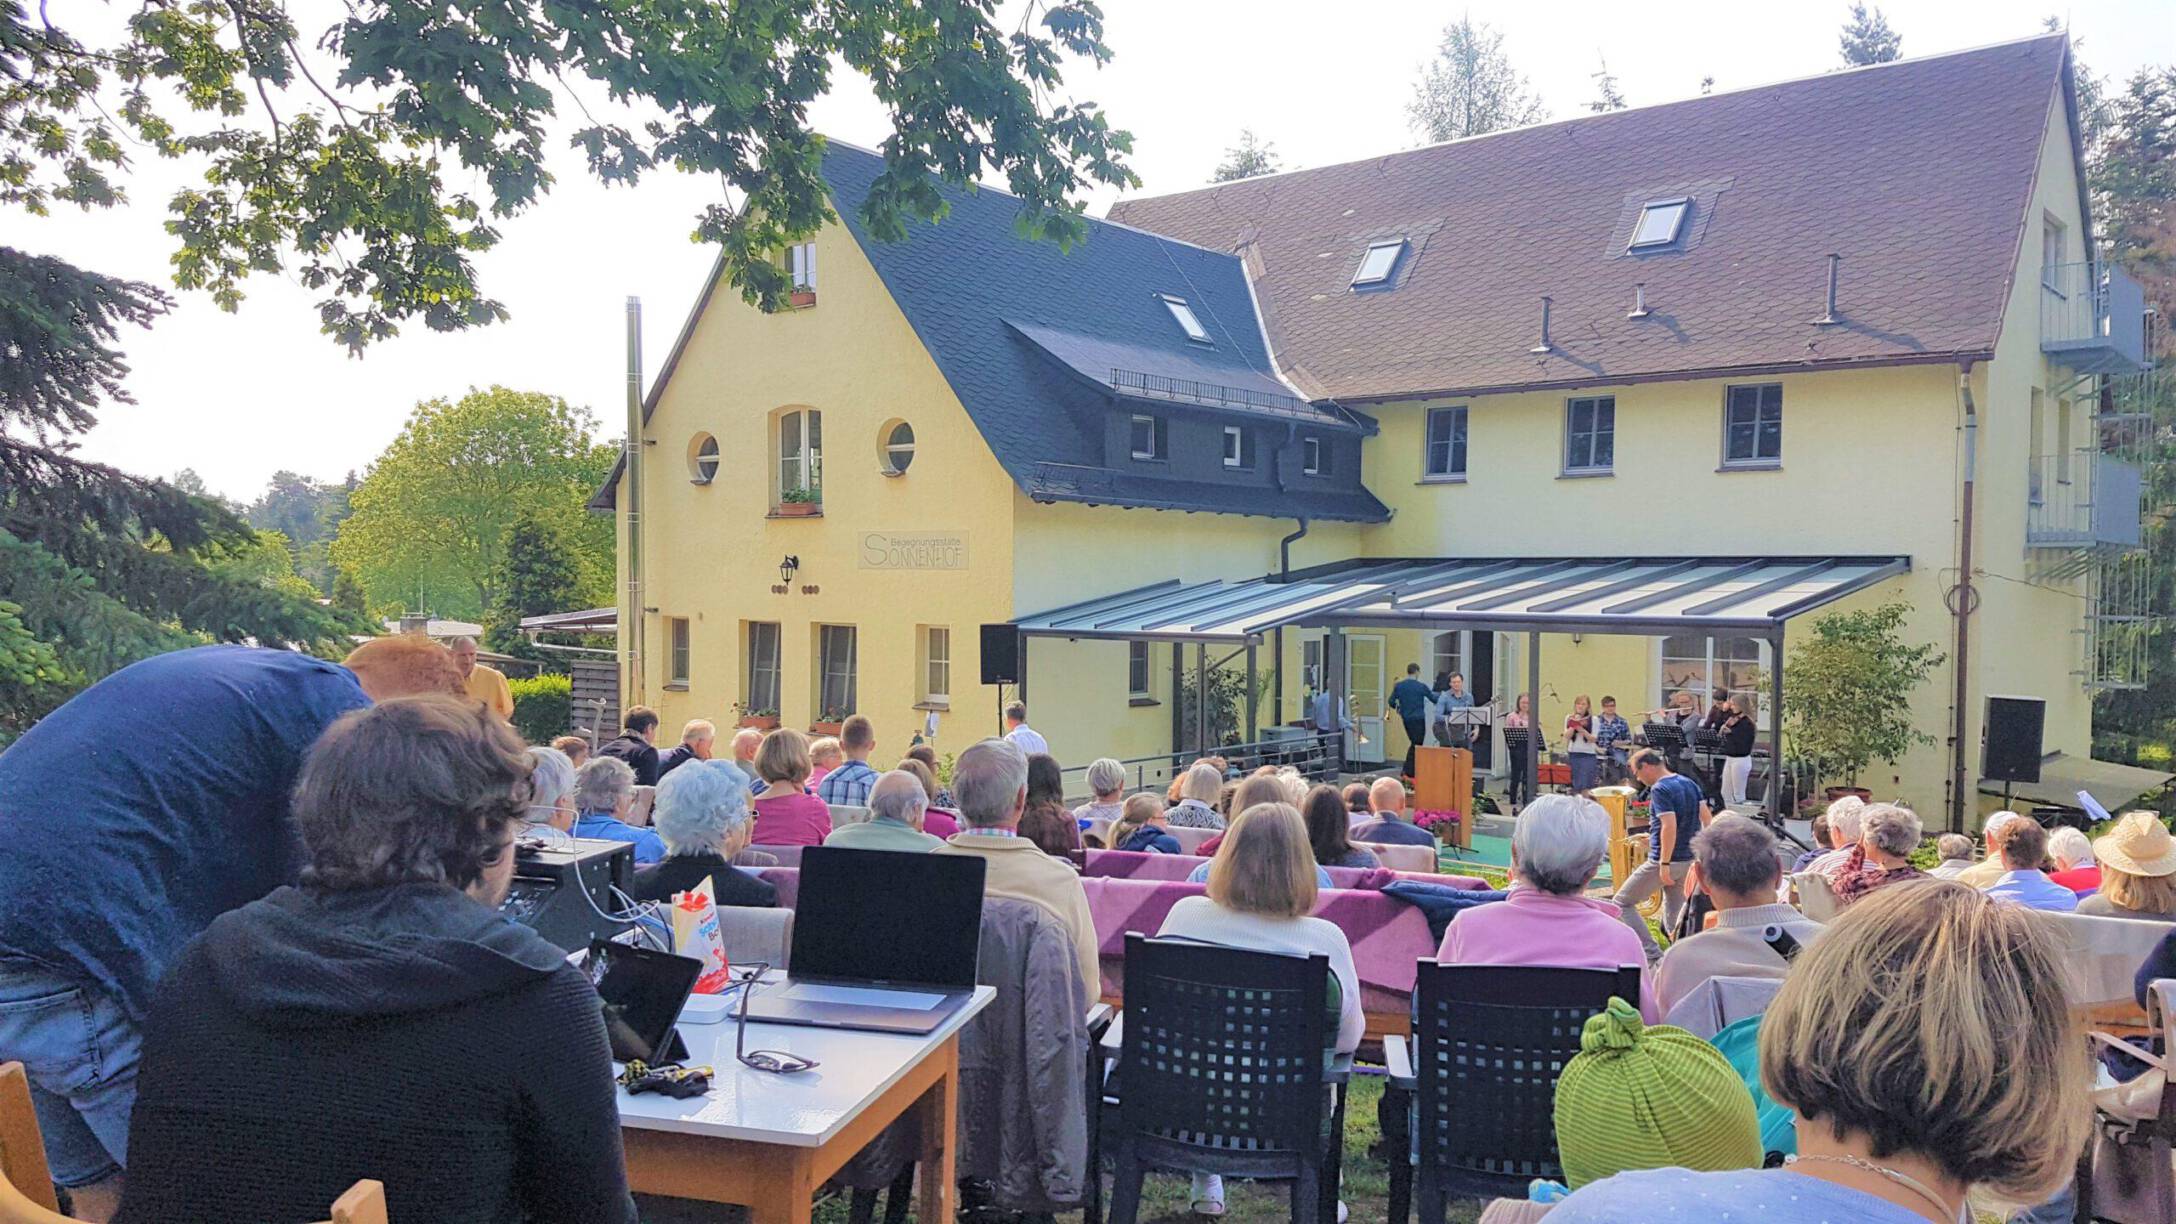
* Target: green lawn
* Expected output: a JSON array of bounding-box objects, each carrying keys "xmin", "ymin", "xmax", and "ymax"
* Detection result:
[{"xmin": 641, "ymin": 1075, "xmax": 1493, "ymax": 1223}]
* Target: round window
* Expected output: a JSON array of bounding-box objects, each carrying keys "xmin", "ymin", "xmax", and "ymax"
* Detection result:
[
  {"xmin": 879, "ymin": 420, "xmax": 915, "ymax": 476},
  {"xmin": 688, "ymin": 433, "xmax": 720, "ymax": 484}
]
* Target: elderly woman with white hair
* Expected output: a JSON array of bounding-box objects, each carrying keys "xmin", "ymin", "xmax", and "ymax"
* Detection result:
[
  {"xmin": 1436, "ymin": 793, "xmax": 1661, "ymax": 1021},
  {"xmin": 512, "ymin": 746, "xmax": 579, "ymax": 848},
  {"xmin": 572, "ymin": 756, "xmax": 666, "ymax": 864},
  {"xmin": 1830, "ymin": 802, "xmax": 1927, "ymax": 905},
  {"xmin": 2047, "ymin": 824, "xmax": 2100, "ymax": 894},
  {"xmin": 1166, "ymin": 761, "xmax": 1227, "ymax": 829},
  {"xmin": 1806, "ymin": 794, "xmax": 1867, "ymax": 882},
  {"xmin": 1072, "ymin": 757, "xmax": 1130, "ymax": 832},
  {"xmin": 625, "ymin": 760, "xmax": 777, "ymax": 907}
]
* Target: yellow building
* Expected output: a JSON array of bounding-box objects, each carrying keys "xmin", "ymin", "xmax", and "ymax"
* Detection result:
[{"xmin": 602, "ymin": 34, "xmax": 2162, "ymax": 824}]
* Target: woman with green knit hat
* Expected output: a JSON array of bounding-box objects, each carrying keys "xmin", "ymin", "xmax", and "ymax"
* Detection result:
[
  {"xmin": 1546, "ymin": 882, "xmax": 2090, "ymax": 1224},
  {"xmin": 1552, "ymin": 998, "xmax": 1760, "ymax": 1189}
]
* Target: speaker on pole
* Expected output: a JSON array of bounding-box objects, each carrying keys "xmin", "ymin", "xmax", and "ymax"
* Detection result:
[
  {"xmin": 979, "ymin": 624, "xmax": 1022, "ymax": 686},
  {"xmin": 1981, "ymin": 695, "xmax": 2046, "ymax": 785}
]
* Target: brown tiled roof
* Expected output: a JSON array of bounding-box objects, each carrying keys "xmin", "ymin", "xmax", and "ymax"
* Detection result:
[{"xmin": 1105, "ymin": 36, "xmax": 2073, "ymax": 402}]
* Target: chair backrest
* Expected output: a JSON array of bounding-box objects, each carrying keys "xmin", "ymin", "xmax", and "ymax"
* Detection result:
[
  {"xmin": 750, "ymin": 843, "xmax": 805, "ymax": 869},
  {"xmin": 1117, "ymin": 934, "xmax": 1331, "ymax": 1156},
  {"xmin": 718, "ymin": 906, "xmax": 794, "ymax": 969},
  {"xmin": 322, "ymin": 1180, "xmax": 389, "ymax": 1224},
  {"xmin": 1791, "ymin": 871, "xmax": 1840, "ymax": 923},
  {"xmin": 1413, "ymin": 963, "xmax": 1640, "ymax": 1186},
  {"xmin": 0, "ymin": 1063, "xmax": 66, "ymax": 1222},
  {"xmin": 1166, "ymin": 826, "xmax": 1220, "ymax": 855},
  {"xmin": 1370, "ymin": 842, "xmax": 1437, "ymax": 874},
  {"xmin": 827, "ymin": 804, "xmax": 873, "ymax": 829}
]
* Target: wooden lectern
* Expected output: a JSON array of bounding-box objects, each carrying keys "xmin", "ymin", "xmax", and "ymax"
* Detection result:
[{"xmin": 1412, "ymin": 746, "xmax": 1473, "ymax": 849}]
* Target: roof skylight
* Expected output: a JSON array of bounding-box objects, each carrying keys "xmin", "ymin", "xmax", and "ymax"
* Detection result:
[
  {"xmin": 1352, "ymin": 240, "xmax": 1405, "ymax": 287},
  {"xmin": 1629, "ymin": 199, "xmax": 1690, "ymax": 250},
  {"xmin": 1160, "ymin": 294, "xmax": 1211, "ymax": 343}
]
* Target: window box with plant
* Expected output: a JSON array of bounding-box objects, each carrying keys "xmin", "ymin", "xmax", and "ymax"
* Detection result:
[
  {"xmin": 735, "ymin": 702, "xmax": 780, "ymax": 730},
  {"xmin": 809, "ymin": 708, "xmax": 849, "ymax": 737},
  {"xmin": 776, "ymin": 486, "xmax": 822, "ymax": 517}
]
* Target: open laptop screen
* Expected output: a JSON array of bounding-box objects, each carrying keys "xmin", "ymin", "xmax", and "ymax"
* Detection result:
[{"xmin": 792, "ymin": 847, "xmax": 986, "ymax": 989}]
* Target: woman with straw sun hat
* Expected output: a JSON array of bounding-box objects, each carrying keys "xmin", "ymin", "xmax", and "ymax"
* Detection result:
[{"xmin": 2078, "ymin": 811, "xmax": 2176, "ymax": 923}]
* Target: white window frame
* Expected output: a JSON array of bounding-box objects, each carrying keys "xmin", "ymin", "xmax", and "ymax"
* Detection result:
[
  {"xmin": 1655, "ymin": 635, "xmax": 1772, "ymax": 733},
  {"xmin": 1721, "ymin": 383, "xmax": 1783, "ymax": 468},
  {"xmin": 1222, "ymin": 425, "xmax": 1255, "ymax": 470},
  {"xmin": 668, "ymin": 617, "xmax": 691, "ymax": 687},
  {"xmin": 1160, "ymin": 294, "xmax": 1211, "ymax": 344},
  {"xmin": 1351, "ymin": 240, "xmax": 1404, "ymax": 287},
  {"xmin": 1628, "ymin": 198, "xmax": 1689, "ymax": 250},
  {"xmin": 1302, "ymin": 639, "xmax": 1324, "ymax": 692},
  {"xmin": 2056, "ymin": 397, "xmax": 2075, "ymax": 484},
  {"xmin": 881, "ymin": 420, "xmax": 915, "ymax": 476},
  {"xmin": 1302, "ymin": 435, "xmax": 1325, "ymax": 476},
  {"xmin": 1129, "ymin": 414, "xmax": 1165, "ymax": 461},
  {"xmin": 2029, "ymin": 388, "xmax": 2047, "ymax": 505},
  {"xmin": 1424, "ymin": 406, "xmax": 1468, "ymax": 480},
  {"xmin": 818, "ymin": 624, "xmax": 858, "ymax": 718},
  {"xmin": 1564, "ymin": 395, "xmax": 1616, "ymax": 475},
  {"xmin": 746, "ymin": 622, "xmax": 782, "ymax": 713},
  {"xmin": 919, "ymin": 625, "xmax": 950, "ymax": 706},
  {"xmin": 1431, "ymin": 631, "xmax": 1464, "ymax": 686},
  {"xmin": 1127, "ymin": 640, "xmax": 1152, "ymax": 699},
  {"xmin": 776, "ymin": 408, "xmax": 822, "ymax": 503},
  {"xmin": 788, "ymin": 241, "xmax": 817, "ymax": 291},
  {"xmin": 2041, "ymin": 214, "xmax": 2066, "ymax": 290},
  {"xmin": 689, "ymin": 433, "xmax": 720, "ymax": 485}
]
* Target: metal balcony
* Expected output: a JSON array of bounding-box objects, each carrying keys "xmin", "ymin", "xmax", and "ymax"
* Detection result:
[
  {"xmin": 2026, "ymin": 448, "xmax": 2143, "ymax": 551},
  {"xmin": 2042, "ymin": 261, "xmax": 2151, "ymax": 374}
]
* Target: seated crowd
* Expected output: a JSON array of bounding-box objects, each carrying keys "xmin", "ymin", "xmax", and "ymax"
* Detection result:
[{"xmin": 0, "ymin": 644, "xmax": 2166, "ymax": 1224}]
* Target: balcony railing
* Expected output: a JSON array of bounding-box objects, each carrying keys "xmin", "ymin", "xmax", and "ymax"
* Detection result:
[
  {"xmin": 2042, "ymin": 260, "xmax": 2151, "ymax": 374},
  {"xmin": 2027, "ymin": 448, "xmax": 2144, "ymax": 551}
]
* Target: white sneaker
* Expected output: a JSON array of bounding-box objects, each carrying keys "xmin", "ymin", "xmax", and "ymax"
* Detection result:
[
  {"xmin": 1189, "ymin": 1173, "xmax": 1226, "ymax": 1217},
  {"xmin": 1337, "ymin": 1201, "xmax": 1349, "ymax": 1223}
]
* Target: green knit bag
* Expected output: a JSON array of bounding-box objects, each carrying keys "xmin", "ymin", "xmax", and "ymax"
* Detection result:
[{"xmin": 1553, "ymin": 997, "xmax": 1762, "ymax": 1189}]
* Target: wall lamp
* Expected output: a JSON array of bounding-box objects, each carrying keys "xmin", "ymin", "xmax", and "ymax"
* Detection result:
[{"xmin": 779, "ymin": 555, "xmax": 801, "ymax": 586}]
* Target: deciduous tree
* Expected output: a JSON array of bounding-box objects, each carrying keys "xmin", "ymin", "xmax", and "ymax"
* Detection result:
[
  {"xmin": 1407, "ymin": 17, "xmax": 1547, "ymax": 142},
  {"xmin": 1784, "ymin": 603, "xmax": 1943, "ymax": 788},
  {"xmin": 332, "ymin": 387, "xmax": 613, "ymax": 620}
]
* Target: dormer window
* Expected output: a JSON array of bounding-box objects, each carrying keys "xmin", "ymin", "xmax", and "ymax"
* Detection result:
[
  {"xmin": 1160, "ymin": 294, "xmax": 1211, "ymax": 344},
  {"xmin": 1129, "ymin": 414, "xmax": 1167, "ymax": 461},
  {"xmin": 1629, "ymin": 199, "xmax": 1690, "ymax": 251},
  {"xmin": 1222, "ymin": 425, "xmax": 1256, "ymax": 470},
  {"xmin": 1352, "ymin": 240, "xmax": 1405, "ymax": 288},
  {"xmin": 1302, "ymin": 435, "xmax": 1327, "ymax": 476}
]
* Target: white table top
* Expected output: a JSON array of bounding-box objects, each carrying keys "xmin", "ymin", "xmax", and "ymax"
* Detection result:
[{"xmin": 616, "ymin": 982, "xmax": 995, "ymax": 1148}]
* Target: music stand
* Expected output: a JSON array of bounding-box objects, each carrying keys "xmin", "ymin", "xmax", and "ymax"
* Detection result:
[
  {"xmin": 1437, "ymin": 703, "xmax": 1491, "ymax": 749},
  {"xmin": 1640, "ymin": 722, "xmax": 1687, "ymax": 755},
  {"xmin": 1501, "ymin": 727, "xmax": 1542, "ymax": 799}
]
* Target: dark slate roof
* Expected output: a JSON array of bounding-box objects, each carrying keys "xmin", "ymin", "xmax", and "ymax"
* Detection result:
[
  {"xmin": 820, "ymin": 142, "xmax": 1387, "ymax": 521},
  {"xmin": 1104, "ymin": 36, "xmax": 2078, "ymax": 403},
  {"xmin": 595, "ymin": 143, "xmax": 1390, "ymax": 522}
]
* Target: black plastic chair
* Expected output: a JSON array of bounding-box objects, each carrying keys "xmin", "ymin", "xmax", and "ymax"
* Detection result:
[
  {"xmin": 1100, "ymin": 934, "xmax": 1350, "ymax": 1224},
  {"xmin": 1383, "ymin": 963, "xmax": 1641, "ymax": 1221}
]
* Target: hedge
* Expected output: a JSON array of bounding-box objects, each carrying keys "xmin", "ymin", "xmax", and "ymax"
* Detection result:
[{"xmin": 509, "ymin": 673, "xmax": 572, "ymax": 744}]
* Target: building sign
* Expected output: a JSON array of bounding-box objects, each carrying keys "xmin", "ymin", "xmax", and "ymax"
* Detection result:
[{"xmin": 858, "ymin": 532, "xmax": 969, "ymax": 571}]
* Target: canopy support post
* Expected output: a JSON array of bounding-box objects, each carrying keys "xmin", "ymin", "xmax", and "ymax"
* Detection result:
[
  {"xmin": 1195, "ymin": 642, "xmax": 1209, "ymax": 755},
  {"xmin": 1245, "ymin": 639, "xmax": 1259, "ymax": 746},
  {"xmin": 1527, "ymin": 631, "xmax": 1542, "ymax": 809},
  {"xmin": 1769, "ymin": 627, "xmax": 1787, "ymax": 826}
]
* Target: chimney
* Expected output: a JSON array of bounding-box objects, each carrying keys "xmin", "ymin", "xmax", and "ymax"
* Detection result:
[
  {"xmin": 1529, "ymin": 295, "xmax": 1555, "ymax": 354},
  {"xmin": 398, "ymin": 613, "xmax": 430, "ymax": 635},
  {"xmin": 1813, "ymin": 254, "xmax": 1841, "ymax": 326},
  {"xmin": 1627, "ymin": 283, "xmax": 1651, "ymax": 319}
]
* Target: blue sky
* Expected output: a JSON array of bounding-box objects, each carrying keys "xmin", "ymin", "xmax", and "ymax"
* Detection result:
[{"xmin": 23, "ymin": 0, "xmax": 2175, "ymax": 501}]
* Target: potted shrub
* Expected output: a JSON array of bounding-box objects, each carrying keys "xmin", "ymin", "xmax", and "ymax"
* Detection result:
[
  {"xmin": 1784, "ymin": 602, "xmax": 1944, "ymax": 796},
  {"xmin": 735, "ymin": 703, "xmax": 779, "ymax": 731},
  {"xmin": 1414, "ymin": 809, "xmax": 1463, "ymax": 844},
  {"xmin": 776, "ymin": 486, "xmax": 821, "ymax": 517}
]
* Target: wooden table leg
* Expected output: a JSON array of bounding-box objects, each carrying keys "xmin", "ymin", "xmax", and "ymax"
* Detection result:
[
  {"xmin": 746, "ymin": 1154, "xmax": 816, "ymax": 1224},
  {"xmin": 916, "ymin": 1037, "xmax": 961, "ymax": 1224}
]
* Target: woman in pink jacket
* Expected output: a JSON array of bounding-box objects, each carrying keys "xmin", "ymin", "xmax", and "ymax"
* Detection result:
[{"xmin": 1437, "ymin": 792, "xmax": 1661, "ymax": 1022}]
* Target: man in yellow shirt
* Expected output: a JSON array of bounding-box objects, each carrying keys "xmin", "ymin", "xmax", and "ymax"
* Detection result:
[
  {"xmin": 449, "ymin": 636, "xmax": 514, "ymax": 722},
  {"xmin": 934, "ymin": 738, "xmax": 1100, "ymax": 995}
]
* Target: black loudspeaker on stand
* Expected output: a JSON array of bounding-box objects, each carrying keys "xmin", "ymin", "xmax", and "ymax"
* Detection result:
[
  {"xmin": 979, "ymin": 623, "xmax": 1021, "ymax": 686},
  {"xmin": 1981, "ymin": 695, "xmax": 2046, "ymax": 790}
]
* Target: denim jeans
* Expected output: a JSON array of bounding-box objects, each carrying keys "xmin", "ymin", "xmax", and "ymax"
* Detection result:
[{"xmin": 0, "ymin": 961, "xmax": 140, "ymax": 1186}]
